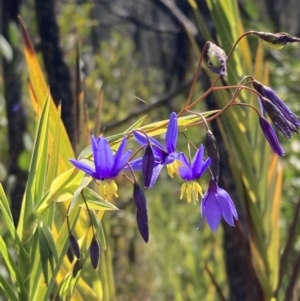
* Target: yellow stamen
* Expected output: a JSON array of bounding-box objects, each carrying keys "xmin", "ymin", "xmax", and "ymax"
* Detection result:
[
  {"xmin": 99, "ymin": 180, "xmax": 119, "ymax": 202},
  {"xmin": 180, "ymin": 183, "xmax": 187, "ymax": 200},
  {"xmin": 167, "ymin": 159, "xmax": 183, "ymax": 178},
  {"xmin": 180, "ymin": 181, "xmax": 203, "ymax": 203}
]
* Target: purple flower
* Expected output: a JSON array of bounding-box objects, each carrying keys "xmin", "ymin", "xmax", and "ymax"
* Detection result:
[
  {"xmin": 253, "ymin": 80, "xmax": 300, "ymax": 129},
  {"xmin": 200, "ymin": 179, "xmax": 238, "ymax": 231},
  {"xmin": 129, "ymin": 112, "xmax": 180, "ymax": 188},
  {"xmin": 70, "ymin": 135, "xmax": 132, "ymax": 201},
  {"xmin": 178, "ymin": 145, "xmax": 211, "ymax": 203},
  {"xmin": 260, "ymin": 97, "xmax": 297, "ymax": 138},
  {"xmin": 259, "ymin": 116, "xmax": 285, "ymax": 156}
]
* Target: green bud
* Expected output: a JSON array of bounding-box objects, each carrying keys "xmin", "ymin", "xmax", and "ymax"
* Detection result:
[
  {"xmin": 206, "ymin": 42, "xmax": 227, "ymax": 77},
  {"xmin": 256, "ymin": 31, "xmax": 300, "ymax": 49}
]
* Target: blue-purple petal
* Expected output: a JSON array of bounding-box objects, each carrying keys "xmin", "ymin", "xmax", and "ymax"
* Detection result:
[
  {"xmin": 125, "ymin": 158, "xmax": 143, "ymax": 171},
  {"xmin": 217, "ymin": 190, "xmax": 236, "ymax": 226},
  {"xmin": 148, "ymin": 164, "xmax": 164, "ymax": 189},
  {"xmin": 202, "ymin": 194, "xmax": 222, "ymax": 231},
  {"xmin": 198, "ymin": 157, "xmax": 212, "ymax": 178},
  {"xmin": 97, "ymin": 138, "xmax": 114, "ymax": 179},
  {"xmin": 191, "ymin": 145, "xmax": 205, "ymax": 178},
  {"xmin": 178, "ymin": 153, "xmax": 193, "ymax": 180},
  {"xmin": 111, "ymin": 137, "xmax": 131, "ymax": 177},
  {"xmin": 91, "ymin": 136, "xmax": 100, "ymax": 171},
  {"xmin": 229, "ymin": 198, "xmax": 238, "ymax": 220},
  {"xmin": 111, "ymin": 150, "xmax": 132, "ymax": 177},
  {"xmin": 165, "ymin": 112, "xmax": 178, "ymax": 153},
  {"xmin": 164, "ymin": 152, "xmax": 178, "ymax": 164},
  {"xmin": 133, "ymin": 132, "xmax": 164, "ymax": 153},
  {"xmin": 70, "ymin": 159, "xmax": 96, "ymax": 178}
]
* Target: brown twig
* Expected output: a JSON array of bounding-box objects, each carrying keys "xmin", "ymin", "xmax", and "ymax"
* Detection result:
[{"xmin": 205, "ymin": 265, "xmax": 227, "ymax": 301}]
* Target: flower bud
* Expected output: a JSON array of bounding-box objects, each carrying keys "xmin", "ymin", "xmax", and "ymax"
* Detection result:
[
  {"xmin": 204, "ymin": 130, "xmax": 220, "ymax": 182},
  {"xmin": 142, "ymin": 144, "xmax": 155, "ymax": 188},
  {"xmin": 206, "ymin": 42, "xmax": 227, "ymax": 77},
  {"xmin": 253, "ymin": 80, "xmax": 300, "ymax": 128},
  {"xmin": 136, "ymin": 212, "xmax": 149, "ymax": 243},
  {"xmin": 256, "ymin": 31, "xmax": 300, "ymax": 49},
  {"xmin": 69, "ymin": 233, "xmax": 81, "ymax": 259},
  {"xmin": 259, "ymin": 117, "xmax": 285, "ymax": 156},
  {"xmin": 260, "ymin": 98, "xmax": 298, "ymax": 138},
  {"xmin": 133, "ymin": 183, "xmax": 148, "ymax": 220},
  {"xmin": 67, "ymin": 246, "xmax": 75, "ymax": 262},
  {"xmin": 133, "ymin": 183, "xmax": 149, "ymax": 242},
  {"xmin": 90, "ymin": 237, "xmax": 100, "ymax": 269}
]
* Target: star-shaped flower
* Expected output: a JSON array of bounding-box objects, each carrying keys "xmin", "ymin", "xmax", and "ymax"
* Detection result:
[
  {"xmin": 70, "ymin": 135, "xmax": 131, "ymax": 201},
  {"xmin": 129, "ymin": 112, "xmax": 181, "ymax": 188},
  {"xmin": 178, "ymin": 145, "xmax": 211, "ymax": 203}
]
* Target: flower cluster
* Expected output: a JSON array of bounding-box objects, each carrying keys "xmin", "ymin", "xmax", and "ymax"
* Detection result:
[
  {"xmin": 69, "ymin": 31, "xmax": 300, "ymax": 257},
  {"xmin": 252, "ymin": 79, "xmax": 300, "ymax": 156},
  {"xmin": 70, "ymin": 111, "xmax": 239, "ymax": 244}
]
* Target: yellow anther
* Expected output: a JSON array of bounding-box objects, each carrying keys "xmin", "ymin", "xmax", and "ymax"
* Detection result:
[
  {"xmin": 99, "ymin": 180, "xmax": 119, "ymax": 202},
  {"xmin": 167, "ymin": 159, "xmax": 183, "ymax": 178},
  {"xmin": 179, "ymin": 181, "xmax": 203, "ymax": 203}
]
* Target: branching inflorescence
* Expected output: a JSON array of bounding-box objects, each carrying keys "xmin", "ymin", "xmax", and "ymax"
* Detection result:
[{"xmin": 68, "ymin": 31, "xmax": 300, "ymax": 266}]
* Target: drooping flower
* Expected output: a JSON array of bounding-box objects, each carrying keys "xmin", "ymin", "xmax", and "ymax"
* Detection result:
[
  {"xmin": 178, "ymin": 145, "xmax": 211, "ymax": 203},
  {"xmin": 259, "ymin": 116, "xmax": 285, "ymax": 156},
  {"xmin": 129, "ymin": 112, "xmax": 181, "ymax": 188},
  {"xmin": 253, "ymin": 80, "xmax": 300, "ymax": 130},
  {"xmin": 200, "ymin": 179, "xmax": 238, "ymax": 231},
  {"xmin": 70, "ymin": 135, "xmax": 132, "ymax": 201}
]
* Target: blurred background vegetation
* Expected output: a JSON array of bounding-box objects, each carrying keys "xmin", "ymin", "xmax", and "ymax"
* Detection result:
[{"xmin": 1, "ymin": 0, "xmax": 300, "ymax": 300}]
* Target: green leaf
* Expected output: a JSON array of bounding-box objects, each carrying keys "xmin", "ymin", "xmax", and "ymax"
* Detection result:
[
  {"xmin": 0, "ymin": 274, "xmax": 18, "ymax": 301},
  {"xmin": 38, "ymin": 227, "xmax": 52, "ymax": 284},
  {"xmin": 0, "ymin": 184, "xmax": 15, "ymax": 237},
  {"xmin": 38, "ymin": 221, "xmax": 59, "ymax": 286},
  {"xmin": 90, "ymin": 210, "xmax": 106, "ymax": 250},
  {"xmin": 17, "ymin": 94, "xmax": 50, "ymax": 243},
  {"xmin": 69, "ymin": 175, "xmax": 92, "ymax": 214},
  {"xmin": 124, "ymin": 115, "xmax": 147, "ymax": 132},
  {"xmin": 81, "ymin": 188, "xmax": 118, "ymax": 211},
  {"xmin": 0, "ymin": 237, "xmax": 27, "ymax": 297}
]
